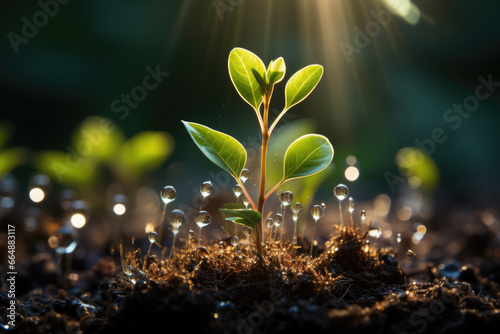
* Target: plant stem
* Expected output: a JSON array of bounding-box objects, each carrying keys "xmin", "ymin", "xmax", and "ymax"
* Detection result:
[{"xmin": 256, "ymin": 92, "xmax": 272, "ymax": 256}]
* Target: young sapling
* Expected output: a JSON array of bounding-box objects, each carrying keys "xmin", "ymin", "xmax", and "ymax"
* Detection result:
[{"xmin": 183, "ymin": 48, "xmax": 334, "ymax": 256}]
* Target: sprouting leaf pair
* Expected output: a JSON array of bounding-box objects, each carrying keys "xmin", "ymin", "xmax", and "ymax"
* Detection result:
[{"xmin": 183, "ymin": 48, "xmax": 334, "ymax": 230}]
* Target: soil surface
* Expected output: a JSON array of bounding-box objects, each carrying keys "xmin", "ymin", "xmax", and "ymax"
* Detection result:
[{"xmin": 2, "ymin": 222, "xmax": 500, "ymax": 334}]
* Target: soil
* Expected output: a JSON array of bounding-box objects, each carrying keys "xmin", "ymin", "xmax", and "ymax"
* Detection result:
[{"xmin": 1, "ymin": 220, "xmax": 500, "ymax": 334}]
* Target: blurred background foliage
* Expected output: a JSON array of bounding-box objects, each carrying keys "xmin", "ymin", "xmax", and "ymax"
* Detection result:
[{"xmin": 0, "ymin": 0, "xmax": 499, "ymax": 212}]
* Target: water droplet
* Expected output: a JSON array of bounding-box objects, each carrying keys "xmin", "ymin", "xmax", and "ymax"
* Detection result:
[
  {"xmin": 51, "ymin": 227, "xmax": 77, "ymax": 254},
  {"xmin": 360, "ymin": 210, "xmax": 367, "ymax": 223},
  {"xmin": 195, "ymin": 210, "xmax": 211, "ymax": 228},
  {"xmin": 200, "ymin": 181, "xmax": 213, "ymax": 198},
  {"xmin": 169, "ymin": 209, "xmax": 184, "ymax": 232},
  {"xmin": 273, "ymin": 213, "xmax": 283, "ymax": 227},
  {"xmin": 231, "ymin": 236, "xmax": 239, "ymax": 247},
  {"xmin": 280, "ymin": 191, "xmax": 294, "ymax": 206},
  {"xmin": 266, "ymin": 218, "xmax": 274, "ymax": 229},
  {"xmin": 240, "ymin": 169, "xmax": 250, "ymax": 183},
  {"xmin": 148, "ymin": 231, "xmax": 157, "ymax": 243},
  {"xmin": 123, "ymin": 265, "xmax": 133, "ymax": 276},
  {"xmin": 233, "ymin": 184, "xmax": 243, "ymax": 198},
  {"xmin": 406, "ymin": 250, "xmax": 416, "ymax": 258},
  {"xmin": 333, "ymin": 184, "xmax": 349, "ymax": 201},
  {"xmin": 397, "ymin": 233, "xmax": 402, "ymax": 243},
  {"xmin": 242, "ymin": 226, "xmax": 253, "ymax": 236},
  {"xmin": 196, "ymin": 246, "xmax": 209, "ymax": 259},
  {"xmin": 347, "ymin": 197, "xmax": 354, "ymax": 213},
  {"xmin": 291, "ymin": 203, "xmax": 303, "ymax": 215},
  {"xmin": 161, "ymin": 186, "xmax": 177, "ymax": 204},
  {"xmin": 311, "ymin": 205, "xmax": 324, "ymax": 222},
  {"xmin": 242, "ymin": 196, "xmax": 250, "ymax": 208},
  {"xmin": 368, "ymin": 227, "xmax": 382, "ymax": 239},
  {"xmin": 189, "ymin": 230, "xmax": 195, "ymax": 237}
]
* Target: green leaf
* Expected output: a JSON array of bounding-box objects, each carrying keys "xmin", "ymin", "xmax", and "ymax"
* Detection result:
[
  {"xmin": 71, "ymin": 116, "xmax": 124, "ymax": 163},
  {"xmin": 285, "ymin": 65, "xmax": 323, "ymax": 110},
  {"xmin": 267, "ymin": 57, "xmax": 285, "ymax": 86},
  {"xmin": 35, "ymin": 151, "xmax": 97, "ymax": 186},
  {"xmin": 219, "ymin": 203, "xmax": 262, "ymax": 228},
  {"xmin": 251, "ymin": 68, "xmax": 267, "ymax": 95},
  {"xmin": 182, "ymin": 121, "xmax": 246, "ymax": 181},
  {"xmin": 228, "ymin": 47, "xmax": 266, "ymax": 110},
  {"xmin": 282, "ymin": 134, "xmax": 333, "ymax": 181},
  {"xmin": 115, "ymin": 131, "xmax": 174, "ymax": 182},
  {"xmin": 0, "ymin": 148, "xmax": 26, "ymax": 177}
]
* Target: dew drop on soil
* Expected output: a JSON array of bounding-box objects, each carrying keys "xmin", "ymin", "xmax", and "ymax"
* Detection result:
[
  {"xmin": 200, "ymin": 181, "xmax": 213, "ymax": 198},
  {"xmin": 242, "ymin": 226, "xmax": 253, "ymax": 236},
  {"xmin": 196, "ymin": 246, "xmax": 209, "ymax": 259},
  {"xmin": 348, "ymin": 197, "xmax": 354, "ymax": 213},
  {"xmin": 161, "ymin": 186, "xmax": 177, "ymax": 204},
  {"xmin": 195, "ymin": 210, "xmax": 211, "ymax": 228},
  {"xmin": 333, "ymin": 184, "xmax": 349, "ymax": 201},
  {"xmin": 231, "ymin": 236, "xmax": 239, "ymax": 247},
  {"xmin": 169, "ymin": 209, "xmax": 185, "ymax": 230},
  {"xmin": 273, "ymin": 213, "xmax": 283, "ymax": 227},
  {"xmin": 266, "ymin": 218, "xmax": 274, "ymax": 229},
  {"xmin": 311, "ymin": 205, "xmax": 324, "ymax": 222},
  {"xmin": 148, "ymin": 231, "xmax": 157, "ymax": 243},
  {"xmin": 280, "ymin": 191, "xmax": 294, "ymax": 206}
]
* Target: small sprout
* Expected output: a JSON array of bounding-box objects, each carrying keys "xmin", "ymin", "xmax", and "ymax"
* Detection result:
[
  {"xmin": 195, "ymin": 210, "xmax": 211, "ymax": 244},
  {"xmin": 183, "ymin": 49, "xmax": 332, "ymax": 257},
  {"xmin": 239, "ymin": 168, "xmax": 251, "ymax": 183}
]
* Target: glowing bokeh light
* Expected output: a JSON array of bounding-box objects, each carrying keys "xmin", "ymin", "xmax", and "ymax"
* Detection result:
[
  {"xmin": 345, "ymin": 166, "xmax": 360, "ymax": 181},
  {"xmin": 113, "ymin": 203, "xmax": 126, "ymax": 215},
  {"xmin": 71, "ymin": 213, "xmax": 86, "ymax": 229},
  {"xmin": 29, "ymin": 188, "xmax": 45, "ymax": 203}
]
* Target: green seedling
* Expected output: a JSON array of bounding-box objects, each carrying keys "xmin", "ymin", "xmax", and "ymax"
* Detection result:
[{"xmin": 183, "ymin": 48, "xmax": 333, "ymax": 255}]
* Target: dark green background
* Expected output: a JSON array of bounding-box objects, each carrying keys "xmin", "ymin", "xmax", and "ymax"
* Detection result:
[{"xmin": 1, "ymin": 0, "xmax": 499, "ymax": 206}]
